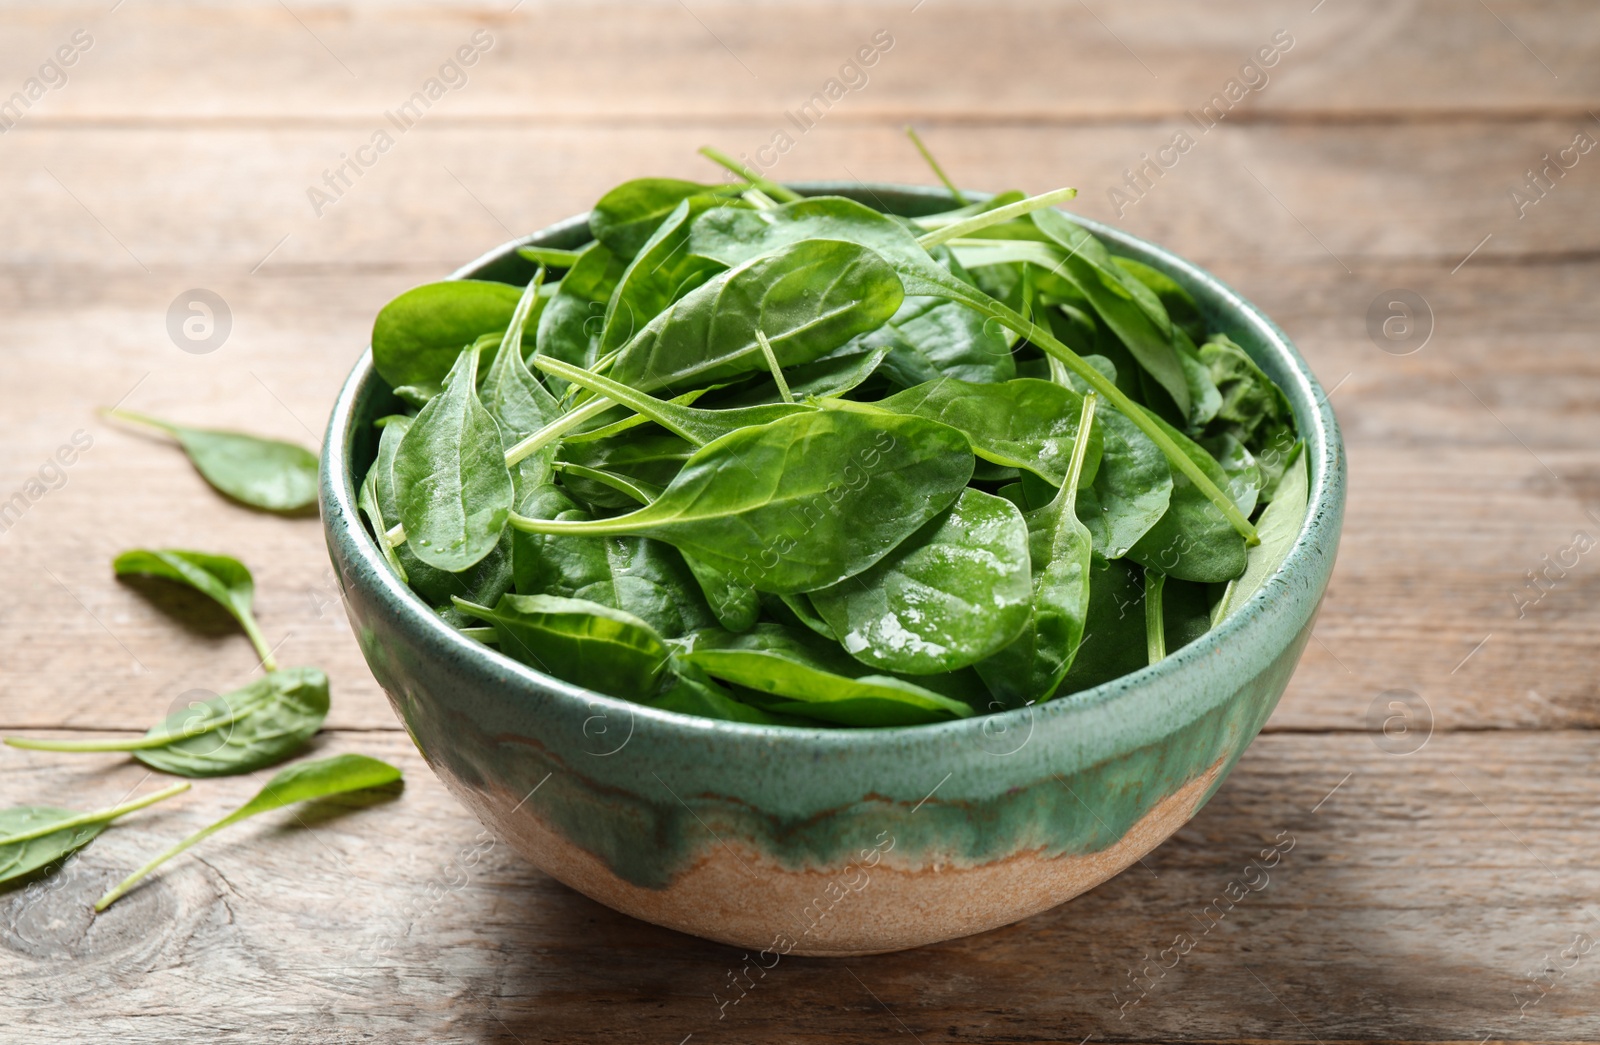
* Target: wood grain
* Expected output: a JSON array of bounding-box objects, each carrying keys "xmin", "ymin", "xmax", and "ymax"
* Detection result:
[
  {"xmin": 3, "ymin": 731, "xmax": 1597, "ymax": 1043},
  {"xmin": 1, "ymin": 1, "xmax": 1597, "ymax": 1040}
]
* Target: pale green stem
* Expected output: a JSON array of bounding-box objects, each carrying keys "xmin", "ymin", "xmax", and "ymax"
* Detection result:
[
  {"xmin": 100, "ymin": 407, "xmax": 179, "ymax": 437},
  {"xmin": 916, "ymin": 187, "xmax": 1079, "ymax": 249},
  {"xmin": 698, "ymin": 146, "xmax": 803, "ymax": 203},
  {"xmin": 1059, "ymin": 393, "xmax": 1098, "ymax": 515},
  {"xmin": 753, "ymin": 330, "xmax": 793, "ymax": 404},
  {"xmin": 531, "ymin": 356, "xmax": 699, "ymax": 446},
  {"xmin": 516, "ymin": 245, "xmax": 584, "ymax": 268},
  {"xmin": 0, "ymin": 782, "xmax": 189, "ymax": 846},
  {"xmin": 237, "ymin": 611, "xmax": 279, "ymax": 673},
  {"xmin": 95, "ymin": 817, "xmax": 231, "ymax": 912},
  {"xmin": 905, "ymin": 125, "xmax": 967, "ymax": 204},
  {"xmin": 503, "ymin": 394, "xmax": 616, "ymax": 467},
  {"xmin": 1145, "ymin": 570, "xmax": 1167, "ymax": 665}
]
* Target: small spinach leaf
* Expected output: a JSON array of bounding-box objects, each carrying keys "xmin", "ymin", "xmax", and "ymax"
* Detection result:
[
  {"xmin": 455, "ymin": 594, "xmax": 670, "ymax": 699},
  {"xmin": 105, "ymin": 410, "xmax": 317, "ymax": 513},
  {"xmin": 114, "ymin": 549, "xmax": 278, "ymax": 671},
  {"xmin": 372, "ymin": 280, "xmax": 525, "ymax": 391},
  {"xmin": 95, "ymin": 755, "xmax": 402, "ymax": 911},
  {"xmin": 0, "ymin": 782, "xmax": 189, "ymax": 887}
]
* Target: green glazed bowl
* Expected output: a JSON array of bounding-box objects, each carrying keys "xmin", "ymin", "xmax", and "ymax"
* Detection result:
[{"xmin": 320, "ymin": 184, "xmax": 1345, "ymax": 955}]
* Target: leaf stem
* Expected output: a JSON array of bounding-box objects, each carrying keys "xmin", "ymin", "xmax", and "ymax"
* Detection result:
[
  {"xmin": 754, "ymin": 330, "xmax": 794, "ymax": 404},
  {"xmin": 516, "ymin": 245, "xmax": 584, "ymax": 268},
  {"xmin": 916, "ymin": 187, "xmax": 1078, "ymax": 249},
  {"xmin": 1145, "ymin": 570, "xmax": 1167, "ymax": 665},
  {"xmin": 238, "ymin": 611, "xmax": 279, "ymax": 673},
  {"xmin": 905, "ymin": 125, "xmax": 967, "ymax": 205},
  {"xmin": 94, "ymin": 816, "xmax": 230, "ymax": 912},
  {"xmin": 100, "ymin": 407, "xmax": 179, "ymax": 437},
  {"xmin": 1060, "ymin": 393, "xmax": 1098, "ymax": 516},
  {"xmin": 698, "ymin": 146, "xmax": 803, "ymax": 203},
  {"xmin": 532, "ymin": 356, "xmax": 700, "ymax": 446},
  {"xmin": 0, "ymin": 782, "xmax": 190, "ymax": 846},
  {"xmin": 503, "ymin": 394, "xmax": 616, "ymax": 467}
]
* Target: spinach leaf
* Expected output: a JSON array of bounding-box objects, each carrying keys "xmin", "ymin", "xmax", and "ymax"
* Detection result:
[
  {"xmin": 369, "ymin": 415, "xmax": 513, "ymax": 620},
  {"xmin": 810, "ymin": 488, "xmax": 1032, "ymax": 675},
  {"xmin": 1030, "ymin": 208, "xmax": 1189, "ymax": 418},
  {"xmin": 481, "ymin": 269, "xmax": 560, "ymax": 493},
  {"xmin": 599, "ymin": 196, "xmax": 729, "ymax": 353},
  {"xmin": 589, "ymin": 178, "xmax": 738, "ymax": 258},
  {"xmin": 1055, "ymin": 555, "xmax": 1149, "ymax": 696},
  {"xmin": 5, "ymin": 667, "xmax": 328, "ymax": 777},
  {"xmin": 877, "ymin": 294, "xmax": 1015, "ymax": 387},
  {"xmin": 114, "ymin": 549, "xmax": 278, "ymax": 671},
  {"xmin": 1113, "ymin": 256, "xmax": 1207, "ymax": 343},
  {"xmin": 683, "ymin": 554, "xmax": 761, "ymax": 632},
  {"xmin": 535, "ymin": 244, "xmax": 629, "ymax": 385},
  {"xmin": 648, "ymin": 661, "xmax": 789, "ymax": 724},
  {"xmin": 95, "ymin": 754, "xmax": 402, "ymax": 911},
  {"xmin": 1075, "ymin": 403, "xmax": 1172, "ymax": 558},
  {"xmin": 394, "ymin": 343, "xmax": 515, "ymax": 572},
  {"xmin": 1127, "ymin": 411, "xmax": 1249, "ymax": 584},
  {"xmin": 455, "ymin": 594, "xmax": 670, "ymax": 699},
  {"xmin": 372, "ymin": 280, "xmax": 525, "ymax": 391},
  {"xmin": 1212, "ymin": 443, "xmax": 1308, "ymax": 624},
  {"xmin": 0, "ymin": 783, "xmax": 189, "ymax": 887},
  {"xmin": 104, "ymin": 410, "xmax": 317, "ymax": 513},
  {"xmin": 975, "ymin": 394, "xmax": 1098, "ymax": 705},
  {"xmin": 681, "ymin": 625, "xmax": 975, "ymax": 726},
  {"xmin": 608, "ymin": 239, "xmax": 905, "ymax": 396},
  {"xmin": 847, "ymin": 377, "xmax": 1102, "ymax": 488},
  {"xmin": 508, "ymin": 484, "xmax": 713, "ymax": 638},
  {"xmin": 508, "ymin": 410, "xmax": 975, "ymax": 594}
]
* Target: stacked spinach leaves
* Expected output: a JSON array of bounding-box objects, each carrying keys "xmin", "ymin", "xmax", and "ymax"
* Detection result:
[{"xmin": 363, "ymin": 149, "xmax": 1309, "ymax": 728}]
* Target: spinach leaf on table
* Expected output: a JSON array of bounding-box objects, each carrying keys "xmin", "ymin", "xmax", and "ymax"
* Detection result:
[
  {"xmin": 114, "ymin": 549, "xmax": 279, "ymax": 671},
  {"xmin": 0, "ymin": 783, "xmax": 190, "ymax": 887},
  {"xmin": 455, "ymin": 594, "xmax": 671, "ymax": 699},
  {"xmin": 104, "ymin": 410, "xmax": 317, "ymax": 513},
  {"xmin": 508, "ymin": 410, "xmax": 976, "ymax": 594},
  {"xmin": 5, "ymin": 668, "xmax": 329, "ymax": 777},
  {"xmin": 95, "ymin": 754, "xmax": 402, "ymax": 911}
]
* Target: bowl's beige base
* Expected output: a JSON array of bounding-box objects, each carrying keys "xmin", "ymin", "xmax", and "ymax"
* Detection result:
[{"xmin": 487, "ymin": 759, "xmax": 1223, "ymax": 955}]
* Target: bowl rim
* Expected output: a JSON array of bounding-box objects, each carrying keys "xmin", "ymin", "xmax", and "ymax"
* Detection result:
[{"xmin": 322, "ymin": 180, "xmax": 1344, "ymax": 746}]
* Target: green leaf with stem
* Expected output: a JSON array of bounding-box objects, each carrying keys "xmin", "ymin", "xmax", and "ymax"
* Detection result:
[
  {"xmin": 394, "ymin": 342, "xmax": 515, "ymax": 572},
  {"xmin": 95, "ymin": 754, "xmax": 402, "ymax": 911},
  {"xmin": 454, "ymin": 594, "xmax": 670, "ymax": 699},
  {"xmin": 0, "ymin": 782, "xmax": 190, "ymax": 886},
  {"xmin": 114, "ymin": 550, "xmax": 278, "ymax": 671},
  {"xmin": 102, "ymin": 409, "xmax": 318, "ymax": 513},
  {"xmin": 916, "ymin": 187, "xmax": 1078, "ymax": 249},
  {"xmin": 5, "ymin": 668, "xmax": 330, "ymax": 777},
  {"xmin": 508, "ymin": 410, "xmax": 975, "ymax": 595}
]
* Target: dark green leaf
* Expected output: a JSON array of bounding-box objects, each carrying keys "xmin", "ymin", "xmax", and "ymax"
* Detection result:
[
  {"xmin": 456, "ymin": 594, "xmax": 670, "ymax": 699},
  {"xmin": 1127, "ymin": 411, "xmax": 1248, "ymax": 583},
  {"xmin": 1212, "ymin": 442, "xmax": 1308, "ymax": 623},
  {"xmin": 372, "ymin": 280, "xmax": 525, "ymax": 390},
  {"xmin": 106, "ymin": 410, "xmax": 317, "ymax": 512},
  {"xmin": 395, "ymin": 345, "xmax": 514, "ymax": 572},
  {"xmin": 681, "ymin": 625, "xmax": 974, "ymax": 726},
  {"xmin": 811, "ymin": 488, "xmax": 1031, "ymax": 674},
  {"xmin": 0, "ymin": 782, "xmax": 189, "ymax": 887},
  {"xmin": 114, "ymin": 549, "xmax": 277, "ymax": 670},
  {"xmin": 589, "ymin": 178, "xmax": 738, "ymax": 258},
  {"xmin": 509, "ymin": 410, "xmax": 975, "ymax": 594}
]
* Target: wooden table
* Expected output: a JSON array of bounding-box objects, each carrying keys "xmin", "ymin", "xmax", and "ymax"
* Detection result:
[{"xmin": 3, "ymin": 2, "xmax": 1597, "ymax": 1041}]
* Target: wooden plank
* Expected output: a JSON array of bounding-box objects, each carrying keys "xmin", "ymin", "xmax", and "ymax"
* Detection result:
[
  {"xmin": 0, "ymin": 120, "xmax": 1595, "ymax": 275},
  {"xmin": 2, "ymin": 730, "xmax": 1596, "ymax": 1042},
  {"xmin": 0, "ymin": 1, "xmax": 1594, "ymax": 124},
  {"xmin": 1, "ymin": 255, "xmax": 1597, "ymax": 733}
]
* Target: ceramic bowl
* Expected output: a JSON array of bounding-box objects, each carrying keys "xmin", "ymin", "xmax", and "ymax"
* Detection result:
[{"xmin": 320, "ymin": 184, "xmax": 1345, "ymax": 956}]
